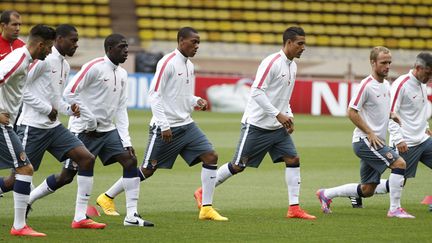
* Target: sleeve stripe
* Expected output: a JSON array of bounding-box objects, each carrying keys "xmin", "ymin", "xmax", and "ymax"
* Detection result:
[
  {"xmin": 70, "ymin": 58, "xmax": 104, "ymax": 93},
  {"xmin": 353, "ymin": 77, "xmax": 373, "ymax": 106},
  {"xmin": 154, "ymin": 52, "xmax": 176, "ymax": 92},
  {"xmin": 256, "ymin": 54, "xmax": 281, "ymax": 88},
  {"xmin": 391, "ymin": 76, "xmax": 410, "ymax": 112},
  {"xmin": 0, "ymin": 53, "xmax": 26, "ymax": 85}
]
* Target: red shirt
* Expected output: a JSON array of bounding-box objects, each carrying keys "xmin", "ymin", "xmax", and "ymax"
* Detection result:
[{"xmin": 0, "ymin": 35, "xmax": 25, "ymax": 60}]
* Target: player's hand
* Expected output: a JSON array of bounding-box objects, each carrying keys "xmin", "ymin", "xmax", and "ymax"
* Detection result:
[
  {"xmin": 426, "ymin": 129, "xmax": 432, "ymax": 136},
  {"xmin": 197, "ymin": 98, "xmax": 208, "ymax": 111},
  {"xmin": 161, "ymin": 129, "xmax": 172, "ymax": 143},
  {"xmin": 71, "ymin": 104, "xmax": 80, "ymax": 117},
  {"xmin": 48, "ymin": 108, "xmax": 58, "ymax": 122},
  {"xmin": 276, "ymin": 113, "xmax": 293, "ymax": 129},
  {"xmin": 390, "ymin": 112, "xmax": 401, "ymax": 125},
  {"xmin": 126, "ymin": 146, "xmax": 136, "ymax": 158},
  {"xmin": 396, "ymin": 141, "xmax": 409, "ymax": 153},
  {"xmin": 0, "ymin": 113, "xmax": 10, "ymax": 125},
  {"xmin": 367, "ymin": 132, "xmax": 384, "ymax": 150}
]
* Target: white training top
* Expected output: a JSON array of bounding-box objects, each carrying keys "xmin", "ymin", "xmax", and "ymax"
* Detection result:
[
  {"xmin": 241, "ymin": 50, "xmax": 296, "ymax": 130},
  {"xmin": 63, "ymin": 55, "xmax": 132, "ymax": 147},
  {"xmin": 17, "ymin": 46, "xmax": 73, "ymax": 129},
  {"xmin": 349, "ymin": 75, "xmax": 391, "ymax": 143},
  {"xmin": 0, "ymin": 46, "xmax": 33, "ymax": 125},
  {"xmin": 388, "ymin": 70, "xmax": 430, "ymax": 147},
  {"xmin": 148, "ymin": 48, "xmax": 200, "ymax": 131}
]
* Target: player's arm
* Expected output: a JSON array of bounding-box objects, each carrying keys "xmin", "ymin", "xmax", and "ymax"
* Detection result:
[
  {"xmin": 149, "ymin": 62, "xmax": 172, "ymax": 142},
  {"xmin": 0, "ymin": 53, "xmax": 25, "ymax": 87},
  {"xmin": 63, "ymin": 65, "xmax": 97, "ymax": 131},
  {"xmin": 22, "ymin": 61, "xmax": 56, "ymax": 120},
  {"xmin": 388, "ymin": 81, "xmax": 407, "ymax": 152},
  {"xmin": 348, "ymin": 107, "xmax": 384, "ymax": 149},
  {"xmin": 115, "ymin": 71, "xmax": 133, "ymax": 154}
]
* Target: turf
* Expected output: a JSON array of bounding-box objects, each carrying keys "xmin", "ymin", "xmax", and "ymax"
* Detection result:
[{"xmin": 1, "ymin": 110, "xmax": 431, "ymax": 242}]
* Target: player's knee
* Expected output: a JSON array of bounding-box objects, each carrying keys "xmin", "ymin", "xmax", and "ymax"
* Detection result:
[
  {"xmin": 391, "ymin": 158, "xmax": 406, "ymax": 170},
  {"xmin": 284, "ymin": 156, "xmax": 300, "ymax": 167},
  {"xmin": 231, "ymin": 163, "xmax": 245, "ymax": 173},
  {"xmin": 58, "ymin": 170, "xmax": 77, "ymax": 186},
  {"xmin": 360, "ymin": 184, "xmax": 376, "ymax": 197},
  {"xmin": 142, "ymin": 167, "xmax": 155, "ymax": 178},
  {"xmin": 201, "ymin": 151, "xmax": 218, "ymax": 164}
]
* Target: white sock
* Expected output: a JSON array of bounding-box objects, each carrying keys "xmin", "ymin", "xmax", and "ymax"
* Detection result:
[
  {"xmin": 215, "ymin": 163, "xmax": 233, "ymax": 187},
  {"xmin": 375, "ymin": 179, "xmax": 388, "ymax": 194},
  {"xmin": 29, "ymin": 179, "xmax": 54, "ymax": 205},
  {"xmin": 106, "ymin": 177, "xmax": 125, "ymax": 198},
  {"xmin": 201, "ymin": 165, "xmax": 217, "ymax": 206},
  {"xmin": 389, "ymin": 173, "xmax": 404, "ymax": 211},
  {"xmin": 324, "ymin": 183, "xmax": 359, "ymax": 199},
  {"xmin": 123, "ymin": 177, "xmax": 140, "ymax": 218},
  {"xmin": 285, "ymin": 167, "xmax": 300, "ymax": 205},
  {"xmin": 74, "ymin": 175, "xmax": 93, "ymax": 222},
  {"xmin": 13, "ymin": 174, "xmax": 32, "ymax": 230}
]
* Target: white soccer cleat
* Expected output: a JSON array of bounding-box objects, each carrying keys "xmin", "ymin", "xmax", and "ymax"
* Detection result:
[{"xmin": 124, "ymin": 213, "xmax": 154, "ymax": 227}]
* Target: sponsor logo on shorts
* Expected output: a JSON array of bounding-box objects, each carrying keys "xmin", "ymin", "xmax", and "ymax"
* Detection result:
[
  {"xmin": 19, "ymin": 152, "xmax": 27, "ymax": 162},
  {"xmin": 386, "ymin": 152, "xmax": 393, "ymax": 160}
]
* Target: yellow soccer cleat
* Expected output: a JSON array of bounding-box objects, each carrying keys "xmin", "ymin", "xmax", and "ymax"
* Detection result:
[
  {"xmin": 199, "ymin": 206, "xmax": 228, "ymax": 221},
  {"xmin": 96, "ymin": 193, "xmax": 120, "ymax": 216}
]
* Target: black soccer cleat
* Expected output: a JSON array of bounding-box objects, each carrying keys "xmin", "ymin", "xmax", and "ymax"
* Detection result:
[{"xmin": 349, "ymin": 196, "xmax": 363, "ymax": 208}]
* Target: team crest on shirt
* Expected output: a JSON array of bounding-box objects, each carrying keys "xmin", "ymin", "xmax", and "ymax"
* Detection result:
[
  {"xmin": 19, "ymin": 152, "xmax": 27, "ymax": 162},
  {"xmin": 385, "ymin": 152, "xmax": 393, "ymax": 160}
]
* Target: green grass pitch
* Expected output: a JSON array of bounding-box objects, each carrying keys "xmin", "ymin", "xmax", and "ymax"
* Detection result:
[{"xmin": 1, "ymin": 110, "xmax": 431, "ymax": 242}]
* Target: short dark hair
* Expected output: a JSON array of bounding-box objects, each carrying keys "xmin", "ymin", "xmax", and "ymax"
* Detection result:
[
  {"xmin": 55, "ymin": 24, "xmax": 77, "ymax": 38},
  {"xmin": 177, "ymin": 27, "xmax": 198, "ymax": 43},
  {"xmin": 283, "ymin": 26, "xmax": 305, "ymax": 45},
  {"xmin": 104, "ymin": 33, "xmax": 126, "ymax": 52},
  {"xmin": 415, "ymin": 52, "xmax": 432, "ymax": 68},
  {"xmin": 0, "ymin": 10, "xmax": 20, "ymax": 24},
  {"xmin": 29, "ymin": 24, "xmax": 56, "ymax": 42}
]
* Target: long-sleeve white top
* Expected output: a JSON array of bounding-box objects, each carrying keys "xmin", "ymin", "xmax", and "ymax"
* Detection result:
[
  {"xmin": 17, "ymin": 46, "xmax": 74, "ymax": 129},
  {"xmin": 63, "ymin": 55, "xmax": 132, "ymax": 147},
  {"xmin": 241, "ymin": 50, "xmax": 296, "ymax": 130},
  {"xmin": 0, "ymin": 46, "xmax": 33, "ymax": 125},
  {"xmin": 148, "ymin": 49, "xmax": 200, "ymax": 131}
]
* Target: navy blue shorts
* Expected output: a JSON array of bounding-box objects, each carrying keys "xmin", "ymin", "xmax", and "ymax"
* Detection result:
[
  {"xmin": 66, "ymin": 129, "xmax": 126, "ymax": 168},
  {"xmin": 231, "ymin": 123, "xmax": 297, "ymax": 168},
  {"xmin": 353, "ymin": 138, "xmax": 399, "ymax": 184},
  {"xmin": 396, "ymin": 137, "xmax": 432, "ymax": 178},
  {"xmin": 17, "ymin": 124, "xmax": 83, "ymax": 171},
  {"xmin": 141, "ymin": 122, "xmax": 214, "ymax": 169},
  {"xmin": 0, "ymin": 125, "xmax": 31, "ymax": 169}
]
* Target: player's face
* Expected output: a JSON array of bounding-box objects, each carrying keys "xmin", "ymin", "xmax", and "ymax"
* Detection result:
[
  {"xmin": 285, "ymin": 35, "xmax": 306, "ymax": 59},
  {"xmin": 109, "ymin": 39, "xmax": 128, "ymax": 65},
  {"xmin": 1, "ymin": 14, "xmax": 21, "ymax": 41},
  {"xmin": 372, "ymin": 52, "xmax": 392, "ymax": 79},
  {"xmin": 61, "ymin": 31, "xmax": 79, "ymax": 57},
  {"xmin": 36, "ymin": 40, "xmax": 54, "ymax": 60},
  {"xmin": 179, "ymin": 32, "xmax": 200, "ymax": 57},
  {"xmin": 416, "ymin": 65, "xmax": 432, "ymax": 84}
]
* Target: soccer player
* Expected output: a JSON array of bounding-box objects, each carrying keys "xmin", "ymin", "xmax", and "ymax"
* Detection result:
[
  {"xmin": 316, "ymin": 46, "xmax": 415, "ymax": 218},
  {"xmin": 0, "ymin": 24, "xmax": 55, "ymax": 237},
  {"xmin": 0, "ymin": 10, "xmax": 25, "ymax": 197},
  {"xmin": 0, "ymin": 10, "xmax": 25, "ymax": 60},
  {"xmin": 15, "ymin": 24, "xmax": 105, "ymax": 229},
  {"xmin": 63, "ymin": 33, "xmax": 153, "ymax": 227},
  {"xmin": 348, "ymin": 52, "xmax": 432, "ymax": 210},
  {"xmin": 96, "ymin": 27, "xmax": 228, "ymax": 221},
  {"xmin": 194, "ymin": 26, "xmax": 316, "ymax": 220}
]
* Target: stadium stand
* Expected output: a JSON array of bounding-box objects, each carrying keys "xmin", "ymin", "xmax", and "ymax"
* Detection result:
[
  {"xmin": 135, "ymin": 0, "xmax": 432, "ymax": 50},
  {"xmin": 0, "ymin": 0, "xmax": 112, "ymax": 38}
]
